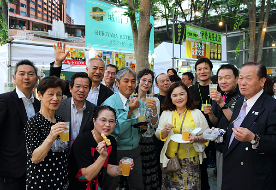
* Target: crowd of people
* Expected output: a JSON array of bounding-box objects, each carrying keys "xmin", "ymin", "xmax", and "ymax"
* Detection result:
[{"xmin": 1, "ymin": 41, "xmax": 276, "ymax": 190}]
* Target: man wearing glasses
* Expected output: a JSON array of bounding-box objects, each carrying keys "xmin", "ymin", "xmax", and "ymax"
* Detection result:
[{"xmin": 102, "ymin": 64, "xmax": 118, "ymax": 93}]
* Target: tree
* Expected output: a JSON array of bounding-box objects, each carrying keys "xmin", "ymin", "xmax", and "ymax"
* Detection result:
[
  {"xmin": 245, "ymin": 0, "xmax": 270, "ymax": 63},
  {"xmin": 0, "ymin": 0, "xmax": 7, "ymax": 28},
  {"xmin": 0, "ymin": 0, "xmax": 8, "ymax": 45}
]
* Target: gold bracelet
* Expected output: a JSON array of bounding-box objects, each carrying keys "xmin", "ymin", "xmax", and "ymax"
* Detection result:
[{"xmin": 116, "ymin": 166, "xmax": 122, "ymax": 175}]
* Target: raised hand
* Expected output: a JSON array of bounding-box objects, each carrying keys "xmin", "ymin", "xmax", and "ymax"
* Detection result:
[{"xmin": 54, "ymin": 41, "xmax": 69, "ymax": 66}]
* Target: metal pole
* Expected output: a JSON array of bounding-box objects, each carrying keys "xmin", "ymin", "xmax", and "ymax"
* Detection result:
[
  {"xmin": 8, "ymin": 42, "xmax": 11, "ymax": 83},
  {"xmin": 225, "ymin": 23, "xmax": 228, "ymax": 62},
  {"xmin": 172, "ymin": 4, "xmax": 175, "ymax": 68}
]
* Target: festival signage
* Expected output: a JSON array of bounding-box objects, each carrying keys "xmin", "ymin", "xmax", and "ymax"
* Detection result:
[
  {"xmin": 62, "ymin": 47, "xmax": 86, "ymax": 65},
  {"xmin": 174, "ymin": 23, "xmax": 185, "ymax": 45},
  {"xmin": 186, "ymin": 25, "xmax": 221, "ymax": 60},
  {"xmin": 85, "ymin": 0, "xmax": 154, "ymax": 53}
]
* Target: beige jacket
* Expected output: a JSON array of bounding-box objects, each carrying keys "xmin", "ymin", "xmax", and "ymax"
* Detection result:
[{"xmin": 155, "ymin": 109, "xmax": 209, "ymax": 167}]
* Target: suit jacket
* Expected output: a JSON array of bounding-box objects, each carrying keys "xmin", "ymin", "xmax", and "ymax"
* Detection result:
[
  {"xmin": 222, "ymin": 92, "xmax": 276, "ymax": 190},
  {"xmin": 0, "ymin": 89, "xmax": 40, "ymax": 178},
  {"xmin": 55, "ymin": 98, "xmax": 96, "ymax": 143},
  {"xmin": 49, "ymin": 62, "xmax": 113, "ymax": 106}
]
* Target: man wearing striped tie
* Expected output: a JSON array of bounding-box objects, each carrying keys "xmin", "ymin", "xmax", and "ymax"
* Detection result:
[{"xmin": 222, "ymin": 62, "xmax": 276, "ymax": 190}]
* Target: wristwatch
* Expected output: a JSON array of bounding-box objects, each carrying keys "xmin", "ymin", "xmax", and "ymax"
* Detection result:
[
  {"xmin": 221, "ymin": 104, "xmax": 228, "ymax": 110},
  {"xmin": 250, "ymin": 134, "xmax": 260, "ymax": 145}
]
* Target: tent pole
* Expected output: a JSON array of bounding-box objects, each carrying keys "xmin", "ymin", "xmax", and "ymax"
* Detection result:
[{"xmin": 8, "ymin": 42, "xmax": 11, "ymax": 83}]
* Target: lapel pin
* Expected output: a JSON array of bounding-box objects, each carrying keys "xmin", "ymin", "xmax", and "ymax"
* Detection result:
[
  {"xmin": 252, "ymin": 111, "xmax": 255, "ymax": 114},
  {"xmin": 254, "ymin": 112, "xmax": 259, "ymax": 115}
]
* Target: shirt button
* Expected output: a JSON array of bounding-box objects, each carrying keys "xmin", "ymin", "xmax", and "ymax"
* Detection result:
[
  {"xmin": 245, "ymin": 147, "xmax": 248, "ymax": 151},
  {"xmin": 241, "ymin": 162, "xmax": 244, "ymax": 165}
]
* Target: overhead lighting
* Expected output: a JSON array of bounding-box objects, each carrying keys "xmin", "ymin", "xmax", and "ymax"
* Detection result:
[
  {"xmin": 195, "ymin": 10, "xmax": 199, "ymax": 16},
  {"xmin": 219, "ymin": 21, "xmax": 223, "ymax": 26},
  {"xmin": 272, "ymin": 41, "xmax": 276, "ymax": 47},
  {"xmin": 263, "ymin": 27, "xmax": 267, "ymax": 32}
]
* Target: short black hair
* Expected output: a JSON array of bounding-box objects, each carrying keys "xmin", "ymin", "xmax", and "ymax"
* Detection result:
[
  {"xmin": 37, "ymin": 76, "xmax": 66, "ymax": 96},
  {"xmin": 155, "ymin": 73, "xmax": 166, "ymax": 84},
  {"xmin": 106, "ymin": 64, "xmax": 118, "ymax": 74},
  {"xmin": 169, "ymin": 74, "xmax": 181, "ymax": 83},
  {"xmin": 69, "ymin": 72, "xmax": 92, "ymax": 89},
  {"xmin": 195, "ymin": 58, "xmax": 213, "ymax": 70},
  {"xmin": 92, "ymin": 105, "xmax": 116, "ymax": 120},
  {"xmin": 241, "ymin": 62, "xmax": 266, "ymax": 79},
  {"xmin": 217, "ymin": 64, "xmax": 239, "ymax": 78},
  {"xmin": 167, "ymin": 68, "xmax": 177, "ymax": 75},
  {"xmin": 182, "ymin": 72, "xmax": 194, "ymax": 81},
  {"xmin": 14, "ymin": 59, "xmax": 38, "ymax": 76}
]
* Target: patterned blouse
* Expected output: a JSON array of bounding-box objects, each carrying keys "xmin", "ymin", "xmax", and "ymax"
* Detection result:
[{"xmin": 25, "ymin": 112, "xmax": 69, "ymax": 190}]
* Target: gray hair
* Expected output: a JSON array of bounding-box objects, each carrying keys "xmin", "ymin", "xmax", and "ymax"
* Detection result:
[
  {"xmin": 86, "ymin": 57, "xmax": 105, "ymax": 68},
  {"xmin": 116, "ymin": 68, "xmax": 136, "ymax": 84}
]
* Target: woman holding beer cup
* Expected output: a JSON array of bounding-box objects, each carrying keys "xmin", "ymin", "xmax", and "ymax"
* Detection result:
[
  {"xmin": 155, "ymin": 82, "xmax": 209, "ymax": 190},
  {"xmin": 68, "ymin": 106, "xmax": 133, "ymax": 190},
  {"xmin": 24, "ymin": 76, "xmax": 69, "ymax": 189}
]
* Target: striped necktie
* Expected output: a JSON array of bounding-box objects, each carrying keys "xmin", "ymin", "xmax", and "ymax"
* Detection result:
[{"xmin": 229, "ymin": 101, "xmax": 247, "ymax": 147}]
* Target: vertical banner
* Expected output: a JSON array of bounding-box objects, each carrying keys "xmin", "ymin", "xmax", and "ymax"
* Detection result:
[
  {"xmin": 174, "ymin": 23, "xmax": 185, "ymax": 45},
  {"xmin": 186, "ymin": 25, "xmax": 221, "ymax": 60}
]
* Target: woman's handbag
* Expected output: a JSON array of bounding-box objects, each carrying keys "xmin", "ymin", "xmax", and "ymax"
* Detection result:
[{"xmin": 160, "ymin": 111, "xmax": 187, "ymax": 174}]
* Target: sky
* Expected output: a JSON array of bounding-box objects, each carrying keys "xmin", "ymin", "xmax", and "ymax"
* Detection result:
[{"xmin": 66, "ymin": 0, "xmax": 85, "ymax": 25}]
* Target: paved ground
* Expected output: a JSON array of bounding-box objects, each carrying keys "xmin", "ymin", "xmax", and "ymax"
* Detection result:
[{"xmin": 208, "ymin": 168, "xmax": 217, "ymax": 190}]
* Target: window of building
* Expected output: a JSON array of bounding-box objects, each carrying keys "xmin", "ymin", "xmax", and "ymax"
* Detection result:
[
  {"xmin": 37, "ymin": 16, "xmax": 42, "ymax": 20},
  {"xmin": 9, "ymin": 8, "xmax": 15, "ymax": 13},
  {"xmin": 48, "ymin": 15, "xmax": 51, "ymax": 18},
  {"xmin": 38, "ymin": 0, "xmax": 42, "ymax": 2},
  {"xmin": 30, "ymin": 7, "xmax": 35, "ymax": 12},
  {"xmin": 44, "ymin": 13, "xmax": 47, "ymax": 17},
  {"xmin": 48, "ymin": 20, "xmax": 51, "ymax": 23},
  {"xmin": 44, "ymin": 7, "xmax": 47, "ymax": 11},
  {"xmin": 44, "ymin": 19, "xmax": 47, "ymax": 22},
  {"xmin": 37, "ymin": 10, "xmax": 41, "ymax": 14},
  {"xmin": 30, "ymin": 14, "xmax": 35, "ymax": 18},
  {"xmin": 38, "ymin": 4, "xmax": 42, "ymax": 8},
  {"xmin": 30, "ymin": 0, "xmax": 35, "ymax": 5},
  {"xmin": 20, "ymin": 3, "xmax": 27, "ymax": 8},
  {"xmin": 20, "ymin": 11, "xmax": 27, "ymax": 16}
]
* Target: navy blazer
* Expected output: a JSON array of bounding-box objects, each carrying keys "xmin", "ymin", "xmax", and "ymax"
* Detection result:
[
  {"xmin": 222, "ymin": 92, "xmax": 276, "ymax": 190},
  {"xmin": 0, "ymin": 89, "xmax": 40, "ymax": 178}
]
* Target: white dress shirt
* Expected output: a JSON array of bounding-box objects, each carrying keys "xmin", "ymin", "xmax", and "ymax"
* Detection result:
[
  {"xmin": 86, "ymin": 84, "xmax": 100, "ymax": 105},
  {"xmin": 16, "ymin": 87, "xmax": 35, "ymax": 119},
  {"xmin": 102, "ymin": 81, "xmax": 118, "ymax": 93},
  {"xmin": 70, "ymin": 98, "xmax": 86, "ymax": 146}
]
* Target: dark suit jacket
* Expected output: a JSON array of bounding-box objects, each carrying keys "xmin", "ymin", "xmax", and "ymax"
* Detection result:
[
  {"xmin": 55, "ymin": 98, "xmax": 96, "ymax": 143},
  {"xmin": 0, "ymin": 89, "xmax": 40, "ymax": 178},
  {"xmin": 222, "ymin": 92, "xmax": 276, "ymax": 190},
  {"xmin": 49, "ymin": 62, "xmax": 113, "ymax": 106}
]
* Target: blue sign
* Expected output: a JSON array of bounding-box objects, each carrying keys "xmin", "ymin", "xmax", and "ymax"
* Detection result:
[{"xmin": 85, "ymin": 0, "xmax": 154, "ymax": 53}]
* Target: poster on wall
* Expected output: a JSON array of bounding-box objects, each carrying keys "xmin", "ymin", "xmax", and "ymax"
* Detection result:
[
  {"xmin": 85, "ymin": 0, "xmax": 154, "ymax": 53},
  {"xmin": 62, "ymin": 47, "xmax": 86, "ymax": 65},
  {"xmin": 186, "ymin": 25, "xmax": 221, "ymax": 60},
  {"xmin": 102, "ymin": 51, "xmax": 112, "ymax": 64},
  {"xmin": 126, "ymin": 54, "xmax": 136, "ymax": 70}
]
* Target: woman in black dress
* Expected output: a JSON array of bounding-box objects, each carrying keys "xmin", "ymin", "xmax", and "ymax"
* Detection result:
[
  {"xmin": 68, "ymin": 106, "xmax": 132, "ymax": 190},
  {"xmin": 25, "ymin": 76, "xmax": 68, "ymax": 189}
]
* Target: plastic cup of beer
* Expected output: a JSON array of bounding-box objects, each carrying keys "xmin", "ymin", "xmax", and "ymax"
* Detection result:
[
  {"xmin": 209, "ymin": 84, "xmax": 218, "ymax": 96},
  {"xmin": 137, "ymin": 108, "xmax": 146, "ymax": 122},
  {"xmin": 122, "ymin": 157, "xmax": 131, "ymax": 176},
  {"xmin": 182, "ymin": 128, "xmax": 191, "ymax": 141},
  {"xmin": 60, "ymin": 122, "xmax": 69, "ymax": 142},
  {"xmin": 146, "ymin": 94, "xmax": 154, "ymax": 107}
]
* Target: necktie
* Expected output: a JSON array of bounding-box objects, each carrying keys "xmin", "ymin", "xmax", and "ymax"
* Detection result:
[
  {"xmin": 125, "ymin": 99, "xmax": 130, "ymax": 108},
  {"xmin": 228, "ymin": 101, "xmax": 247, "ymax": 147}
]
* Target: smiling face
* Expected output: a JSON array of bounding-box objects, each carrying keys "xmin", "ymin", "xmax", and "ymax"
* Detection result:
[
  {"xmin": 218, "ymin": 69, "xmax": 238, "ymax": 94},
  {"xmin": 38, "ymin": 87, "xmax": 63, "ymax": 111},
  {"xmin": 196, "ymin": 62, "xmax": 212, "ymax": 82},
  {"xmin": 139, "ymin": 74, "xmax": 153, "ymax": 93},
  {"xmin": 93, "ymin": 109, "xmax": 116, "ymax": 137},
  {"xmin": 69, "ymin": 77, "xmax": 90, "ymax": 103},
  {"xmin": 156, "ymin": 74, "xmax": 171, "ymax": 93},
  {"xmin": 116, "ymin": 72, "xmax": 136, "ymax": 98},
  {"xmin": 171, "ymin": 86, "xmax": 188, "ymax": 109},
  {"xmin": 104, "ymin": 66, "xmax": 116, "ymax": 85},
  {"xmin": 13, "ymin": 64, "xmax": 38, "ymax": 95},
  {"xmin": 86, "ymin": 59, "xmax": 105, "ymax": 83},
  {"xmin": 238, "ymin": 65, "xmax": 266, "ymax": 100}
]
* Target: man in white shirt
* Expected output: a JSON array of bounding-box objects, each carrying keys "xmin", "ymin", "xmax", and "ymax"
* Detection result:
[
  {"xmin": 50, "ymin": 42, "xmax": 113, "ymax": 106},
  {"xmin": 55, "ymin": 72, "xmax": 96, "ymax": 146},
  {"xmin": 182, "ymin": 72, "xmax": 194, "ymax": 88},
  {"xmin": 222, "ymin": 62, "xmax": 276, "ymax": 190},
  {"xmin": 102, "ymin": 64, "xmax": 118, "ymax": 93},
  {"xmin": 0, "ymin": 60, "xmax": 40, "ymax": 190}
]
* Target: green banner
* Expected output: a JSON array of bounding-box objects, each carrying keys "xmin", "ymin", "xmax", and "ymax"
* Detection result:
[{"xmin": 186, "ymin": 25, "xmax": 221, "ymax": 44}]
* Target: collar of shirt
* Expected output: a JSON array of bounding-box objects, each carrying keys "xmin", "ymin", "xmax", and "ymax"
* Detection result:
[
  {"xmin": 101, "ymin": 81, "xmax": 117, "ymax": 93},
  {"xmin": 16, "ymin": 87, "xmax": 34, "ymax": 103},
  {"xmin": 71, "ymin": 98, "xmax": 86, "ymax": 112},
  {"xmin": 91, "ymin": 84, "xmax": 100, "ymax": 92},
  {"xmin": 244, "ymin": 89, "xmax": 263, "ymax": 115},
  {"xmin": 118, "ymin": 91, "xmax": 130, "ymax": 109}
]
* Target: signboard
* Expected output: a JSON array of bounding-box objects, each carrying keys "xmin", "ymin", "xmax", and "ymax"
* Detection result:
[
  {"xmin": 85, "ymin": 0, "xmax": 154, "ymax": 53},
  {"xmin": 62, "ymin": 47, "xmax": 86, "ymax": 65},
  {"xmin": 4, "ymin": 83, "xmax": 16, "ymax": 93},
  {"xmin": 174, "ymin": 23, "xmax": 185, "ymax": 45},
  {"xmin": 186, "ymin": 25, "xmax": 221, "ymax": 60}
]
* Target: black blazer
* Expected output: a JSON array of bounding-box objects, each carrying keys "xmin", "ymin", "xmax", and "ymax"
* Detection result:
[
  {"xmin": 222, "ymin": 92, "xmax": 276, "ymax": 190},
  {"xmin": 49, "ymin": 62, "xmax": 113, "ymax": 106},
  {"xmin": 55, "ymin": 98, "xmax": 96, "ymax": 143},
  {"xmin": 0, "ymin": 89, "xmax": 40, "ymax": 178}
]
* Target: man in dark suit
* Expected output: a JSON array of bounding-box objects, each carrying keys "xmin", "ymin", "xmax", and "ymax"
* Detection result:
[
  {"xmin": 222, "ymin": 62, "xmax": 276, "ymax": 190},
  {"xmin": 50, "ymin": 42, "xmax": 113, "ymax": 106},
  {"xmin": 55, "ymin": 72, "xmax": 96, "ymax": 146},
  {"xmin": 0, "ymin": 60, "xmax": 40, "ymax": 190}
]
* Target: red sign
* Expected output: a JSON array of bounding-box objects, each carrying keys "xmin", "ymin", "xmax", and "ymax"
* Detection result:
[{"xmin": 62, "ymin": 59, "xmax": 86, "ymax": 65}]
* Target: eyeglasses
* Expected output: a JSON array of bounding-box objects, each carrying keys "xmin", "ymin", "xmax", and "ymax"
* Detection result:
[
  {"xmin": 105, "ymin": 71, "xmax": 116, "ymax": 76},
  {"xmin": 140, "ymin": 78, "xmax": 153, "ymax": 84}
]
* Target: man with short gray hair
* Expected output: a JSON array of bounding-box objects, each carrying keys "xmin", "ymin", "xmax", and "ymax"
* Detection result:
[{"xmin": 102, "ymin": 68, "xmax": 147, "ymax": 190}]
